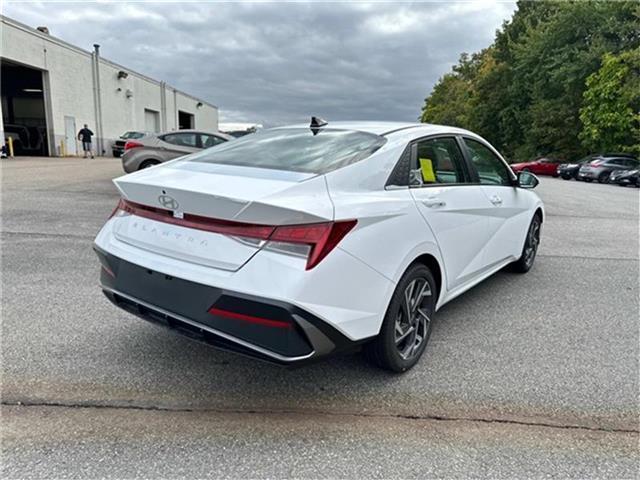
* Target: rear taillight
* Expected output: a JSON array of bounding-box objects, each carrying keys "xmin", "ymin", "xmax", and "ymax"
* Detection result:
[
  {"xmin": 269, "ymin": 220, "xmax": 357, "ymax": 270},
  {"xmin": 108, "ymin": 198, "xmax": 126, "ymax": 219},
  {"xmin": 124, "ymin": 140, "xmax": 144, "ymax": 151},
  {"xmin": 107, "ymin": 198, "xmax": 356, "ymax": 269}
]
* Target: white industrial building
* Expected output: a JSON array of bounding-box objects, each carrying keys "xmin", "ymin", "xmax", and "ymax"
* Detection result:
[{"xmin": 0, "ymin": 15, "xmax": 219, "ymax": 157}]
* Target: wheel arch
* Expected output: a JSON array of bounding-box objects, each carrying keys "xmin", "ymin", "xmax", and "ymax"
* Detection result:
[
  {"xmin": 408, "ymin": 253, "xmax": 443, "ymax": 304},
  {"xmin": 138, "ymin": 158, "xmax": 162, "ymax": 170},
  {"xmin": 534, "ymin": 206, "xmax": 544, "ymax": 223}
]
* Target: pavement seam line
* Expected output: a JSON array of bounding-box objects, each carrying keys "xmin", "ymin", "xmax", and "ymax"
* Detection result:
[{"xmin": 2, "ymin": 400, "xmax": 638, "ymax": 435}]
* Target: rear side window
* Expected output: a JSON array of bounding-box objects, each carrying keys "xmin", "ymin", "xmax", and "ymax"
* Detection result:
[
  {"xmin": 163, "ymin": 133, "xmax": 197, "ymax": 147},
  {"xmin": 200, "ymin": 134, "xmax": 226, "ymax": 149},
  {"xmin": 411, "ymin": 137, "xmax": 468, "ymax": 185},
  {"xmin": 188, "ymin": 128, "xmax": 386, "ymax": 174}
]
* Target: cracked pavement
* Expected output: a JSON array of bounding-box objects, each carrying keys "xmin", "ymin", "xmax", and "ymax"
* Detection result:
[{"xmin": 1, "ymin": 157, "xmax": 639, "ymax": 478}]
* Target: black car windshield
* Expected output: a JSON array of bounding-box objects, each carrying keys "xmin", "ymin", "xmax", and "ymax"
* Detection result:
[{"xmin": 188, "ymin": 128, "xmax": 387, "ymax": 174}]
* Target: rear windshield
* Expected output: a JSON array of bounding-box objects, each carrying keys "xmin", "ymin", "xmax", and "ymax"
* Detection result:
[
  {"xmin": 188, "ymin": 128, "xmax": 386, "ymax": 174},
  {"xmin": 122, "ymin": 131, "xmax": 146, "ymax": 139}
]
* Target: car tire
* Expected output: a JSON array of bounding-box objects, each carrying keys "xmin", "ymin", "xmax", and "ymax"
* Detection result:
[
  {"xmin": 364, "ymin": 264, "xmax": 436, "ymax": 373},
  {"xmin": 510, "ymin": 214, "xmax": 541, "ymax": 274},
  {"xmin": 597, "ymin": 172, "xmax": 609, "ymax": 184},
  {"xmin": 139, "ymin": 160, "xmax": 160, "ymax": 170},
  {"xmin": 561, "ymin": 175, "xmax": 572, "ymax": 180}
]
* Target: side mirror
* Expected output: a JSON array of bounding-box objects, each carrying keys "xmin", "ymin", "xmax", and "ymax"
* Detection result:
[{"xmin": 517, "ymin": 171, "xmax": 539, "ymax": 189}]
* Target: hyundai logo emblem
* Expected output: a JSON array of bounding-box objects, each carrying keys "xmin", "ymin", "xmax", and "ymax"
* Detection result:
[{"xmin": 158, "ymin": 194, "xmax": 179, "ymax": 210}]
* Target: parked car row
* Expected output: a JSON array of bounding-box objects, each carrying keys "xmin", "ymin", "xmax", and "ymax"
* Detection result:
[
  {"xmin": 510, "ymin": 153, "xmax": 639, "ymax": 187},
  {"xmin": 563, "ymin": 153, "xmax": 639, "ymax": 186}
]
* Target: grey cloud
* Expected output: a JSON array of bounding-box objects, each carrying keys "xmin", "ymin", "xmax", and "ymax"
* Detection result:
[{"xmin": 5, "ymin": 1, "xmax": 515, "ymax": 126}]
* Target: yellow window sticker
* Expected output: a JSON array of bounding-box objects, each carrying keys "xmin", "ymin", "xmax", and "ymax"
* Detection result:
[{"xmin": 419, "ymin": 158, "xmax": 436, "ymax": 183}]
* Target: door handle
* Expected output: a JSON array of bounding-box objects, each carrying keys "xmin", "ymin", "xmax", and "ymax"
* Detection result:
[
  {"xmin": 422, "ymin": 198, "xmax": 446, "ymax": 208},
  {"xmin": 490, "ymin": 195, "xmax": 503, "ymax": 206}
]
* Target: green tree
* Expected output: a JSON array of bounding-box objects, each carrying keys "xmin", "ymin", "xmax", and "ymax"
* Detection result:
[
  {"xmin": 420, "ymin": 72, "xmax": 471, "ymax": 128},
  {"xmin": 508, "ymin": 1, "xmax": 639, "ymax": 160},
  {"xmin": 579, "ymin": 49, "xmax": 640, "ymax": 155},
  {"xmin": 420, "ymin": 0, "xmax": 640, "ymax": 161}
]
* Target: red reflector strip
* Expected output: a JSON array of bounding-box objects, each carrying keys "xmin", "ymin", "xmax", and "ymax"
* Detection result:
[
  {"xmin": 118, "ymin": 199, "xmax": 275, "ymax": 239},
  {"xmin": 208, "ymin": 306, "xmax": 292, "ymax": 329},
  {"xmin": 101, "ymin": 265, "xmax": 116, "ymax": 278}
]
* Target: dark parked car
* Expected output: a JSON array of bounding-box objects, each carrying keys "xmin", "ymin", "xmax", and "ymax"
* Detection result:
[
  {"xmin": 610, "ymin": 168, "xmax": 639, "ymax": 187},
  {"xmin": 112, "ymin": 131, "xmax": 149, "ymax": 157},
  {"xmin": 577, "ymin": 154, "xmax": 639, "ymax": 183},
  {"xmin": 557, "ymin": 155, "xmax": 597, "ymax": 180}
]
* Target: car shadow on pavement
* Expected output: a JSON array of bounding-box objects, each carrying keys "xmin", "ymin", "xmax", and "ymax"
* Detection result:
[{"xmin": 104, "ymin": 267, "xmax": 526, "ymax": 414}]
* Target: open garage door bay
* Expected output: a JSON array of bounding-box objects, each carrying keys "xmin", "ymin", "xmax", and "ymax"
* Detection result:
[{"xmin": 1, "ymin": 60, "xmax": 50, "ymax": 156}]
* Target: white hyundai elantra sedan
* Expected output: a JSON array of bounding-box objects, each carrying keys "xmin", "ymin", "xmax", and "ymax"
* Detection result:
[{"xmin": 94, "ymin": 119, "xmax": 543, "ymax": 372}]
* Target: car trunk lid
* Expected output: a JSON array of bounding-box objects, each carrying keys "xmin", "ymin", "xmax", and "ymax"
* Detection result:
[{"xmin": 111, "ymin": 161, "xmax": 333, "ymax": 271}]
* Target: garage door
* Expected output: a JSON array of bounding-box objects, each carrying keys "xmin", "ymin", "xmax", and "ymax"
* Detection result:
[{"xmin": 144, "ymin": 109, "xmax": 160, "ymax": 133}]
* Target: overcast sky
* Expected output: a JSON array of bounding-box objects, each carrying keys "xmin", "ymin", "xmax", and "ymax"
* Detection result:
[{"xmin": 4, "ymin": 1, "xmax": 516, "ymax": 126}]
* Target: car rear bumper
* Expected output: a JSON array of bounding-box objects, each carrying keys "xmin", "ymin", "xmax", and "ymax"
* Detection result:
[
  {"xmin": 95, "ymin": 246, "xmax": 368, "ymax": 365},
  {"xmin": 578, "ymin": 169, "xmax": 599, "ymax": 179},
  {"xmin": 557, "ymin": 166, "xmax": 579, "ymax": 176}
]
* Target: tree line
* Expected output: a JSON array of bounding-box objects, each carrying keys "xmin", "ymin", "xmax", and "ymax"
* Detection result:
[{"xmin": 420, "ymin": 0, "xmax": 639, "ymax": 162}]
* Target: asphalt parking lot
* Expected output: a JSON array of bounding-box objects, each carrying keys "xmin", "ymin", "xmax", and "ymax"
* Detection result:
[{"xmin": 2, "ymin": 157, "xmax": 639, "ymax": 478}]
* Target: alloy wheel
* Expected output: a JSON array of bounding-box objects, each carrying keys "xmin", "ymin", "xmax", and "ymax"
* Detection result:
[
  {"xmin": 394, "ymin": 278, "xmax": 432, "ymax": 360},
  {"xmin": 523, "ymin": 218, "xmax": 541, "ymax": 267}
]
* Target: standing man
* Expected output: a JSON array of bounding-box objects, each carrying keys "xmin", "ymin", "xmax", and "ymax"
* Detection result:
[{"xmin": 77, "ymin": 124, "xmax": 95, "ymax": 158}]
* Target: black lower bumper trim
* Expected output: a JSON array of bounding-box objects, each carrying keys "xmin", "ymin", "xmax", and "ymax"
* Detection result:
[
  {"xmin": 95, "ymin": 247, "xmax": 365, "ymax": 365},
  {"xmin": 102, "ymin": 288, "xmax": 296, "ymax": 365}
]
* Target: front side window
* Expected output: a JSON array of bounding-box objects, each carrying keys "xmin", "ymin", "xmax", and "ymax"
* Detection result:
[
  {"xmin": 188, "ymin": 128, "xmax": 386, "ymax": 174},
  {"xmin": 463, "ymin": 138, "xmax": 512, "ymax": 186},
  {"xmin": 410, "ymin": 137, "xmax": 468, "ymax": 186},
  {"xmin": 163, "ymin": 133, "xmax": 197, "ymax": 148}
]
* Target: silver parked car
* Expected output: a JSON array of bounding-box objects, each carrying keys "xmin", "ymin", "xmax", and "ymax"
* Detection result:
[
  {"xmin": 121, "ymin": 129, "xmax": 233, "ymax": 172},
  {"xmin": 577, "ymin": 155, "xmax": 639, "ymax": 183}
]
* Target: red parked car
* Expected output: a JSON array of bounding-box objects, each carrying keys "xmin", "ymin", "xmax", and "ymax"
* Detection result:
[{"xmin": 510, "ymin": 157, "xmax": 561, "ymax": 177}]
